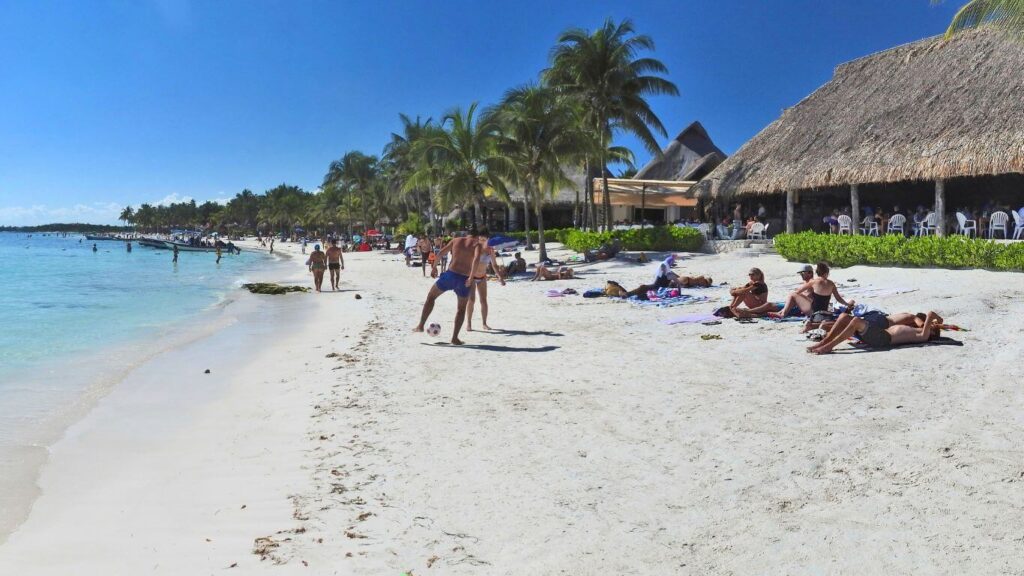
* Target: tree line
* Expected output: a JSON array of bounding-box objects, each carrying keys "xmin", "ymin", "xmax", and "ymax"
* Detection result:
[{"xmin": 118, "ymin": 19, "xmax": 678, "ymax": 261}]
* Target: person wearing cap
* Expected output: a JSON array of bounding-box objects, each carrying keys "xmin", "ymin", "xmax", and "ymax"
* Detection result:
[
  {"xmin": 797, "ymin": 264, "xmax": 814, "ymax": 283},
  {"xmin": 307, "ymin": 243, "xmax": 327, "ymax": 292}
]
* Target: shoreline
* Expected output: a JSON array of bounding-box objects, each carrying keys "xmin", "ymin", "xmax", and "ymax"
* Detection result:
[{"xmin": 0, "ymin": 242, "xmax": 293, "ymax": 543}]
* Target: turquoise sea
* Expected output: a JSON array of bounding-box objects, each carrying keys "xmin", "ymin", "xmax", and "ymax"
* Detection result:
[{"xmin": 0, "ymin": 231, "xmax": 273, "ymax": 486}]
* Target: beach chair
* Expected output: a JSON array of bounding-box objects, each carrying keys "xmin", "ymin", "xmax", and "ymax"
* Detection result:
[
  {"xmin": 859, "ymin": 216, "xmax": 879, "ymax": 236},
  {"xmin": 1012, "ymin": 211, "xmax": 1024, "ymax": 240},
  {"xmin": 917, "ymin": 213, "xmax": 937, "ymax": 236},
  {"xmin": 989, "ymin": 211, "xmax": 1009, "ymax": 239},
  {"xmin": 697, "ymin": 223, "xmax": 712, "ymax": 240},
  {"xmin": 763, "ymin": 222, "xmax": 770, "ymax": 237},
  {"xmin": 887, "ymin": 214, "xmax": 906, "ymax": 235},
  {"xmin": 748, "ymin": 222, "xmax": 766, "ymax": 239},
  {"xmin": 837, "ymin": 215, "xmax": 853, "ymax": 235},
  {"xmin": 955, "ymin": 212, "xmax": 977, "ymax": 237}
]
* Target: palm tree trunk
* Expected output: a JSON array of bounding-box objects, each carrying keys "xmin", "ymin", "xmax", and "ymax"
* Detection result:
[
  {"xmin": 600, "ymin": 130, "xmax": 611, "ymax": 231},
  {"xmin": 360, "ymin": 189, "xmax": 368, "ymax": 234},
  {"xmin": 533, "ymin": 181, "xmax": 547, "ymax": 262},
  {"xmin": 584, "ymin": 157, "xmax": 594, "ymax": 231},
  {"xmin": 473, "ymin": 198, "xmax": 482, "ymax": 229},
  {"xmin": 522, "ymin": 190, "xmax": 533, "ymax": 249}
]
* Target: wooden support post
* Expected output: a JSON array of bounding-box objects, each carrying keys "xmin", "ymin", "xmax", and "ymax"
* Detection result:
[
  {"xmin": 786, "ymin": 190, "xmax": 795, "ymax": 233},
  {"xmin": 850, "ymin": 184, "xmax": 860, "ymax": 235},
  {"xmin": 641, "ymin": 184, "xmax": 647, "ymax": 230},
  {"xmin": 935, "ymin": 179, "xmax": 946, "ymax": 237}
]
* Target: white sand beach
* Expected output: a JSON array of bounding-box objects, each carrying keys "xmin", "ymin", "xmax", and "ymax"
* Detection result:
[{"xmin": 1, "ymin": 240, "xmax": 1022, "ymax": 575}]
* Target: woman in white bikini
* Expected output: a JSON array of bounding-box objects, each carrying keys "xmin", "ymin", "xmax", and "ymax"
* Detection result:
[{"xmin": 466, "ymin": 234, "xmax": 505, "ymax": 331}]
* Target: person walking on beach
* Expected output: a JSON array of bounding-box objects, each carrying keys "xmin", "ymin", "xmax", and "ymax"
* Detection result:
[
  {"xmin": 413, "ymin": 227, "xmax": 485, "ymax": 345},
  {"xmin": 269, "ymin": 238, "xmax": 275, "ymax": 254},
  {"xmin": 417, "ymin": 235, "xmax": 432, "ymax": 277},
  {"xmin": 326, "ymin": 239, "xmax": 345, "ymax": 290},
  {"xmin": 308, "ymin": 244, "xmax": 327, "ymax": 292}
]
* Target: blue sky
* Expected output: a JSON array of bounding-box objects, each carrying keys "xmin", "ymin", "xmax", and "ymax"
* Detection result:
[{"xmin": 0, "ymin": 0, "xmax": 962, "ymax": 225}]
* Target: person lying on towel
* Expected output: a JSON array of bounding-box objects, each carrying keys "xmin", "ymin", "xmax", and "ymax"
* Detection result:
[{"xmin": 808, "ymin": 311, "xmax": 943, "ymax": 355}]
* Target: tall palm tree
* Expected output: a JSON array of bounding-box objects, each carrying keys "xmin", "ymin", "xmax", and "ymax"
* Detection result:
[
  {"xmin": 119, "ymin": 206, "xmax": 135, "ymax": 228},
  {"xmin": 406, "ymin": 103, "xmax": 510, "ymax": 229},
  {"xmin": 939, "ymin": 0, "xmax": 1024, "ymax": 36},
  {"xmin": 492, "ymin": 85, "xmax": 582, "ymax": 262},
  {"xmin": 323, "ymin": 152, "xmax": 377, "ymax": 235},
  {"xmin": 384, "ymin": 114, "xmax": 435, "ymax": 225},
  {"xmin": 545, "ymin": 18, "xmax": 679, "ymax": 230}
]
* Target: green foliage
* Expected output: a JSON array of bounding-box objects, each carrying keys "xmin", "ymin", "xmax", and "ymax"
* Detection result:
[
  {"xmin": 564, "ymin": 226, "xmax": 704, "ymax": 253},
  {"xmin": 774, "ymin": 232, "xmax": 1024, "ymax": 271},
  {"xmin": 397, "ymin": 213, "xmax": 425, "ymax": 235}
]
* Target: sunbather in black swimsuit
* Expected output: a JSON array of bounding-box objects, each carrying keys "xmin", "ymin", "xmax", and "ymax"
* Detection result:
[{"xmin": 811, "ymin": 291, "xmax": 831, "ymax": 312}]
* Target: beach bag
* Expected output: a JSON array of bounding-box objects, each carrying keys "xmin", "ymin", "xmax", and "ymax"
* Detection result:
[
  {"xmin": 604, "ymin": 281, "xmax": 628, "ymax": 298},
  {"xmin": 712, "ymin": 305, "xmax": 735, "ymax": 318}
]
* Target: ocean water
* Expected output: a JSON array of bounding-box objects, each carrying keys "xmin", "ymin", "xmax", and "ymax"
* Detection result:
[{"xmin": 0, "ymin": 231, "xmax": 275, "ymax": 530}]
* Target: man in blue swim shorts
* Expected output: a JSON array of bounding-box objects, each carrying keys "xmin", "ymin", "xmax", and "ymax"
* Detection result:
[{"xmin": 413, "ymin": 227, "xmax": 485, "ymax": 345}]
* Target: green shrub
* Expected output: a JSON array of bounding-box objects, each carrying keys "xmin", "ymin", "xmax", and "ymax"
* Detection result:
[
  {"xmin": 774, "ymin": 232, "xmax": 1024, "ymax": 271},
  {"xmin": 564, "ymin": 226, "xmax": 704, "ymax": 253}
]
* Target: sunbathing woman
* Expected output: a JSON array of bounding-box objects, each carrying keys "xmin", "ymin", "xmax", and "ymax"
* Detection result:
[
  {"xmin": 809, "ymin": 311, "xmax": 943, "ymax": 355},
  {"xmin": 771, "ymin": 261, "xmax": 850, "ymax": 318},
  {"xmin": 532, "ymin": 264, "xmax": 574, "ymax": 281},
  {"xmin": 728, "ymin": 268, "xmax": 774, "ymax": 318}
]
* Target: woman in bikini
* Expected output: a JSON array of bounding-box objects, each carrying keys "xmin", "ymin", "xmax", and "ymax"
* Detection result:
[
  {"xmin": 307, "ymin": 244, "xmax": 327, "ymax": 292},
  {"xmin": 727, "ymin": 267, "xmax": 775, "ymax": 318},
  {"xmin": 771, "ymin": 261, "xmax": 850, "ymax": 319},
  {"xmin": 466, "ymin": 235, "xmax": 505, "ymax": 331}
]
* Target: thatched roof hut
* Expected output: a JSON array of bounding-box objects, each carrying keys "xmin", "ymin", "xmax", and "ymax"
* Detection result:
[
  {"xmin": 635, "ymin": 121, "xmax": 727, "ymax": 182},
  {"xmin": 696, "ymin": 27, "xmax": 1024, "ymax": 234}
]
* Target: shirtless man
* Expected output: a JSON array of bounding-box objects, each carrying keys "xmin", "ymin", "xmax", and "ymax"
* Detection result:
[
  {"xmin": 809, "ymin": 311, "xmax": 943, "ymax": 354},
  {"xmin": 417, "ymin": 235, "xmax": 433, "ymax": 277},
  {"xmin": 325, "ymin": 239, "xmax": 345, "ymax": 290},
  {"xmin": 413, "ymin": 228, "xmax": 485, "ymax": 345}
]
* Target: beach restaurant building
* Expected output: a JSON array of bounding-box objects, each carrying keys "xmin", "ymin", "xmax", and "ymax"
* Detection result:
[
  {"xmin": 694, "ymin": 27, "xmax": 1024, "ymax": 236},
  {"xmin": 491, "ymin": 122, "xmax": 727, "ymax": 230}
]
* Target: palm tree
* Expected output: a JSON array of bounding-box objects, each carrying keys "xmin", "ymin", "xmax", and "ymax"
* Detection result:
[
  {"xmin": 323, "ymin": 152, "xmax": 377, "ymax": 235},
  {"xmin": 406, "ymin": 103, "xmax": 510, "ymax": 229},
  {"xmin": 384, "ymin": 114, "xmax": 435, "ymax": 225},
  {"xmin": 492, "ymin": 85, "xmax": 583, "ymax": 262},
  {"xmin": 119, "ymin": 206, "xmax": 135, "ymax": 228},
  {"xmin": 939, "ymin": 0, "xmax": 1024, "ymax": 36},
  {"xmin": 545, "ymin": 18, "xmax": 679, "ymax": 230}
]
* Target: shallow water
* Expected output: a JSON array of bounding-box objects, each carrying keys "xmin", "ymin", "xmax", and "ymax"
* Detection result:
[{"xmin": 0, "ymin": 231, "xmax": 275, "ymax": 534}]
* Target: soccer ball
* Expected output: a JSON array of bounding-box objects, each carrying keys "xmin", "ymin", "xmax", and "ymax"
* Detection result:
[{"xmin": 426, "ymin": 323, "xmax": 441, "ymax": 337}]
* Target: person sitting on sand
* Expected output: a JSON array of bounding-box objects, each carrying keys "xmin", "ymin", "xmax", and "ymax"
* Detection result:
[
  {"xmin": 770, "ymin": 261, "xmax": 850, "ymax": 319},
  {"xmin": 532, "ymin": 264, "xmax": 574, "ymax": 281},
  {"xmin": 727, "ymin": 268, "xmax": 775, "ymax": 318},
  {"xmin": 808, "ymin": 311, "xmax": 944, "ymax": 355},
  {"xmin": 652, "ymin": 254, "xmax": 680, "ymax": 287},
  {"xmin": 506, "ymin": 252, "xmax": 528, "ymax": 274}
]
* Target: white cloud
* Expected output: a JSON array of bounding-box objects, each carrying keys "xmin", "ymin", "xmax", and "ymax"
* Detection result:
[
  {"xmin": 151, "ymin": 193, "xmax": 194, "ymax": 207},
  {"xmin": 0, "ymin": 202, "xmax": 124, "ymax": 226}
]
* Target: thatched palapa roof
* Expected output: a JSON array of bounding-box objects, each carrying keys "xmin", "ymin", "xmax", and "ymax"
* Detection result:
[
  {"xmin": 634, "ymin": 121, "xmax": 727, "ymax": 182},
  {"xmin": 697, "ymin": 27, "xmax": 1024, "ymax": 198}
]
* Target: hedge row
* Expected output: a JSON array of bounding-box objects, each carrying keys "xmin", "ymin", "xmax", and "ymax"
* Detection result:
[
  {"xmin": 774, "ymin": 232, "xmax": 1024, "ymax": 271},
  {"xmin": 503, "ymin": 228, "xmax": 574, "ymax": 244},
  {"xmin": 564, "ymin": 226, "xmax": 705, "ymax": 253}
]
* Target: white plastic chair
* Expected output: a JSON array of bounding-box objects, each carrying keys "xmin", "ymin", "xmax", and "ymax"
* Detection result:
[
  {"xmin": 697, "ymin": 223, "xmax": 712, "ymax": 240},
  {"xmin": 1012, "ymin": 211, "xmax": 1024, "ymax": 240},
  {"xmin": 989, "ymin": 211, "xmax": 1009, "ymax": 239},
  {"xmin": 917, "ymin": 213, "xmax": 937, "ymax": 236},
  {"xmin": 955, "ymin": 212, "xmax": 977, "ymax": 237},
  {"xmin": 763, "ymin": 222, "xmax": 770, "ymax": 237},
  {"xmin": 837, "ymin": 215, "xmax": 853, "ymax": 235},
  {"xmin": 860, "ymin": 216, "xmax": 879, "ymax": 236},
  {"xmin": 887, "ymin": 214, "xmax": 906, "ymax": 235},
  {"xmin": 748, "ymin": 222, "xmax": 765, "ymax": 239}
]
